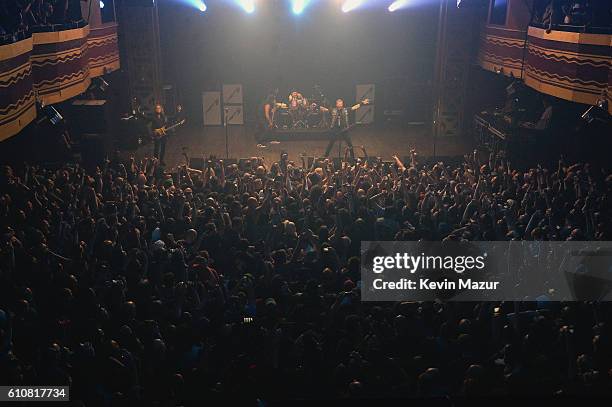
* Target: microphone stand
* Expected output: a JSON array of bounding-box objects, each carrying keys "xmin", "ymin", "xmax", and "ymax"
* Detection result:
[{"xmin": 224, "ymin": 107, "xmax": 229, "ymax": 159}]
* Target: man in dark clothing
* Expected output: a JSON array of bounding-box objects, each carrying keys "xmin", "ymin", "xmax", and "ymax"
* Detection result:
[
  {"xmin": 150, "ymin": 103, "xmax": 169, "ymax": 164},
  {"xmin": 321, "ymin": 98, "xmax": 369, "ymax": 160}
]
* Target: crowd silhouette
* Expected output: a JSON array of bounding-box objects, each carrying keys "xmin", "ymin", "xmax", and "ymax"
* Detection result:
[{"xmin": 1, "ymin": 149, "xmax": 611, "ymax": 404}]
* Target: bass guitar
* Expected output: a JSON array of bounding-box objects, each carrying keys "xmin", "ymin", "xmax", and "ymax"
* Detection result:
[{"xmin": 152, "ymin": 119, "xmax": 186, "ymax": 139}]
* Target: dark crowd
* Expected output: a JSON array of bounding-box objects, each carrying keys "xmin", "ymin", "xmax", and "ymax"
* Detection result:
[
  {"xmin": 0, "ymin": 0, "xmax": 84, "ymax": 43},
  {"xmin": 1, "ymin": 149, "xmax": 612, "ymax": 405}
]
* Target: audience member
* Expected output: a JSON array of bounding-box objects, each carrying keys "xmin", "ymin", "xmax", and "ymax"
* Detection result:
[{"xmin": 1, "ymin": 149, "xmax": 611, "ymax": 403}]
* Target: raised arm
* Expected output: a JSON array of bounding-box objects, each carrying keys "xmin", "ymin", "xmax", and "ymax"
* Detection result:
[{"xmin": 350, "ymin": 99, "xmax": 370, "ymax": 111}]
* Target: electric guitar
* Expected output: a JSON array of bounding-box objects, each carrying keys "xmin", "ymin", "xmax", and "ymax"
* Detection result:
[{"xmin": 152, "ymin": 119, "xmax": 186, "ymax": 139}]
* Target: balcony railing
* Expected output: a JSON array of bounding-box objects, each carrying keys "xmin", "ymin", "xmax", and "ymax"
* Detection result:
[
  {"xmin": 0, "ymin": 20, "xmax": 119, "ymax": 141},
  {"xmin": 477, "ymin": 22, "xmax": 611, "ymax": 114}
]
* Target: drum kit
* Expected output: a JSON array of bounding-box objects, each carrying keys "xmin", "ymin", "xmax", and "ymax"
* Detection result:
[{"xmin": 272, "ymin": 87, "xmax": 328, "ymax": 129}]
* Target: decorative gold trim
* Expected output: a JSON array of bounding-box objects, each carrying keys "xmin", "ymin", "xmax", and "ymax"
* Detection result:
[
  {"xmin": 1, "ymin": 23, "xmax": 121, "ymax": 141},
  {"xmin": 33, "ymin": 25, "xmax": 90, "ymax": 45},
  {"xmin": 31, "ymin": 49, "xmax": 87, "ymax": 67},
  {"xmin": 38, "ymin": 76, "xmax": 91, "ymax": 105},
  {"xmin": 30, "ymin": 43, "xmax": 88, "ymax": 61},
  {"xmin": 485, "ymin": 25, "xmax": 526, "ymax": 33},
  {"xmin": 525, "ymin": 76, "xmax": 599, "ymax": 105},
  {"xmin": 484, "ymin": 35, "xmax": 525, "ymax": 47},
  {"xmin": 0, "ymin": 62, "xmax": 31, "ymax": 84},
  {"xmin": 528, "ymin": 26, "xmax": 611, "ymax": 47},
  {"xmin": 89, "ymin": 59, "xmax": 120, "ymax": 78},
  {"xmin": 0, "ymin": 37, "xmax": 33, "ymax": 60},
  {"xmin": 479, "ymin": 60, "xmax": 523, "ymax": 78},
  {"xmin": 527, "ymin": 43, "xmax": 611, "ymax": 64},
  {"xmin": 0, "ymin": 104, "xmax": 36, "ymax": 142},
  {"xmin": 90, "ymin": 22, "xmax": 118, "ymax": 32},
  {"xmin": 0, "ymin": 90, "xmax": 35, "ymax": 116},
  {"xmin": 525, "ymin": 65, "xmax": 606, "ymax": 88},
  {"xmin": 88, "ymin": 33, "xmax": 118, "ymax": 44},
  {"xmin": 480, "ymin": 53, "xmax": 524, "ymax": 68}
]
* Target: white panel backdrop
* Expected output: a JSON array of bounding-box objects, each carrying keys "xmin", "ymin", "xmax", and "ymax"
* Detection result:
[{"xmin": 202, "ymin": 91, "xmax": 222, "ymax": 126}]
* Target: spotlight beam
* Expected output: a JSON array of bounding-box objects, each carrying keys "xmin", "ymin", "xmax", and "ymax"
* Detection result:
[
  {"xmin": 291, "ymin": 0, "xmax": 309, "ymax": 15},
  {"xmin": 237, "ymin": 0, "xmax": 255, "ymax": 13},
  {"xmin": 342, "ymin": 0, "xmax": 363, "ymax": 13},
  {"xmin": 388, "ymin": 0, "xmax": 410, "ymax": 12}
]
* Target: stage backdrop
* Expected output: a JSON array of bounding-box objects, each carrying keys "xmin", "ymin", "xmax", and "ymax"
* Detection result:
[{"xmin": 158, "ymin": 2, "xmax": 439, "ymax": 124}]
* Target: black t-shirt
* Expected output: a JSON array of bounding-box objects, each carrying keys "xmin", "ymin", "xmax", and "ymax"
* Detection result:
[{"xmin": 330, "ymin": 108, "xmax": 350, "ymax": 129}]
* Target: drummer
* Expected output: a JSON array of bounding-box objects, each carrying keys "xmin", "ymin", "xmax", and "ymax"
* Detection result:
[
  {"xmin": 288, "ymin": 90, "xmax": 308, "ymax": 127},
  {"xmin": 288, "ymin": 91, "xmax": 307, "ymax": 109}
]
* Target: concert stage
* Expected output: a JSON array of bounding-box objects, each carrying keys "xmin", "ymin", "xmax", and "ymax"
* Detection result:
[
  {"xmin": 131, "ymin": 123, "xmax": 473, "ymax": 169},
  {"xmin": 258, "ymin": 127, "xmax": 338, "ymax": 142}
]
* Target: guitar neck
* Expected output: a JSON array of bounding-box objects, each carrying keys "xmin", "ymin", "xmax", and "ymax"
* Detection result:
[{"xmin": 165, "ymin": 120, "xmax": 185, "ymax": 131}]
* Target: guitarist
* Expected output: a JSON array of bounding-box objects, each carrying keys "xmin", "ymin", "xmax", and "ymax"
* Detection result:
[
  {"xmin": 150, "ymin": 103, "xmax": 169, "ymax": 163},
  {"xmin": 322, "ymin": 98, "xmax": 369, "ymax": 160}
]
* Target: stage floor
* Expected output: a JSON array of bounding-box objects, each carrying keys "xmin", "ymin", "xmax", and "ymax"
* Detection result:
[{"xmin": 133, "ymin": 124, "xmax": 473, "ymax": 169}]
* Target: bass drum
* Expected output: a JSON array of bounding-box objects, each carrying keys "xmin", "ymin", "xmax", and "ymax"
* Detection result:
[
  {"xmin": 306, "ymin": 103, "xmax": 327, "ymax": 128},
  {"xmin": 290, "ymin": 108, "xmax": 307, "ymax": 128},
  {"xmin": 306, "ymin": 111, "xmax": 325, "ymax": 128},
  {"xmin": 274, "ymin": 108, "xmax": 292, "ymax": 129}
]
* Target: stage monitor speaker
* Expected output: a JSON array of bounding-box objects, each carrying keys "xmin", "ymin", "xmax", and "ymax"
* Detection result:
[
  {"xmin": 189, "ymin": 157, "xmax": 237, "ymax": 169},
  {"xmin": 70, "ymin": 99, "xmax": 110, "ymax": 136},
  {"xmin": 222, "ymin": 84, "xmax": 243, "ymax": 105},
  {"xmin": 203, "ymin": 92, "xmax": 221, "ymax": 126},
  {"xmin": 304, "ymin": 156, "xmax": 370, "ymax": 168},
  {"xmin": 224, "ymin": 105, "xmax": 244, "ymax": 126}
]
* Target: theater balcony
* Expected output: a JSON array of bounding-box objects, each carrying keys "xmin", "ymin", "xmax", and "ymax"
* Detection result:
[
  {"xmin": 477, "ymin": 0, "xmax": 532, "ymax": 79},
  {"xmin": 0, "ymin": 5, "xmax": 120, "ymax": 141},
  {"xmin": 524, "ymin": 27, "xmax": 611, "ymax": 115},
  {"xmin": 476, "ymin": 0, "xmax": 611, "ymax": 115}
]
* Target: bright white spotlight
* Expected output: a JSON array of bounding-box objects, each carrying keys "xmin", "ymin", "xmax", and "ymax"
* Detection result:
[
  {"xmin": 237, "ymin": 0, "xmax": 255, "ymax": 13},
  {"xmin": 342, "ymin": 0, "xmax": 363, "ymax": 13},
  {"xmin": 292, "ymin": 0, "xmax": 308, "ymax": 15},
  {"xmin": 198, "ymin": 1, "xmax": 207, "ymax": 12},
  {"xmin": 388, "ymin": 0, "xmax": 410, "ymax": 12},
  {"xmin": 99, "ymin": 0, "xmax": 104, "ymax": 8}
]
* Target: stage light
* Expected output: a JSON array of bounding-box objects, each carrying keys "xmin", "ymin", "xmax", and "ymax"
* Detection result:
[
  {"xmin": 291, "ymin": 0, "xmax": 309, "ymax": 15},
  {"xmin": 342, "ymin": 0, "xmax": 363, "ymax": 13},
  {"xmin": 388, "ymin": 0, "xmax": 410, "ymax": 12},
  {"xmin": 197, "ymin": 1, "xmax": 207, "ymax": 11},
  {"xmin": 99, "ymin": 0, "xmax": 104, "ymax": 8},
  {"xmin": 237, "ymin": 0, "xmax": 255, "ymax": 13}
]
